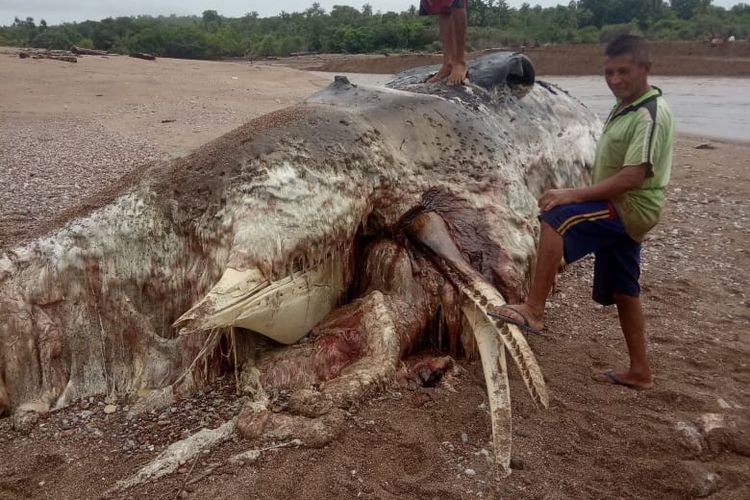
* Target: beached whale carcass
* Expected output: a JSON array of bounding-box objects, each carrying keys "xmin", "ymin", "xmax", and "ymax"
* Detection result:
[{"xmin": 0, "ymin": 52, "xmax": 599, "ymax": 473}]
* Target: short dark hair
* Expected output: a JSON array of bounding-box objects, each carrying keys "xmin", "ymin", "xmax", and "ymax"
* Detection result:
[{"xmin": 605, "ymin": 35, "xmax": 651, "ymax": 66}]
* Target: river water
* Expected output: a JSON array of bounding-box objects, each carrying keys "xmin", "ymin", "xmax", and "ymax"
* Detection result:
[
  {"xmin": 546, "ymin": 76, "xmax": 750, "ymax": 143},
  {"xmin": 314, "ymin": 72, "xmax": 750, "ymax": 143}
]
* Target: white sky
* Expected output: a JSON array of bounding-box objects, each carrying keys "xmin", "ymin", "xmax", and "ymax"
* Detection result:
[{"xmin": 1, "ymin": 1, "xmax": 745, "ymax": 26}]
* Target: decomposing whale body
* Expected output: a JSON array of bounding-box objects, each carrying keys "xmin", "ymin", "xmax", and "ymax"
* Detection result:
[{"xmin": 0, "ymin": 53, "xmax": 599, "ymax": 473}]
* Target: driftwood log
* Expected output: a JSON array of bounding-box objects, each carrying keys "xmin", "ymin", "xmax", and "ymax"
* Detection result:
[
  {"xmin": 43, "ymin": 55, "xmax": 77, "ymax": 63},
  {"xmin": 18, "ymin": 51, "xmax": 77, "ymax": 63},
  {"xmin": 72, "ymin": 46, "xmax": 109, "ymax": 56},
  {"xmin": 129, "ymin": 52, "xmax": 156, "ymax": 61}
]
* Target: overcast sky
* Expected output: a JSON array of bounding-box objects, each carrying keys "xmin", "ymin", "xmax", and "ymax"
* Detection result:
[{"xmin": 1, "ymin": 1, "xmax": 745, "ymax": 26}]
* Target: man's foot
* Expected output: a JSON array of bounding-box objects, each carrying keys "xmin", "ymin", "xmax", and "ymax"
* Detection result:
[
  {"xmin": 487, "ymin": 304, "xmax": 544, "ymax": 335},
  {"xmin": 592, "ymin": 370, "xmax": 653, "ymax": 391},
  {"xmin": 447, "ymin": 63, "xmax": 467, "ymax": 86},
  {"xmin": 426, "ymin": 64, "xmax": 452, "ymax": 83}
]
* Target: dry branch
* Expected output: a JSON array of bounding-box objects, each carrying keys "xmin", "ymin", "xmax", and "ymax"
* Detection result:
[
  {"xmin": 72, "ymin": 46, "xmax": 109, "ymax": 56},
  {"xmin": 130, "ymin": 52, "xmax": 156, "ymax": 61},
  {"xmin": 18, "ymin": 48, "xmax": 77, "ymax": 63}
]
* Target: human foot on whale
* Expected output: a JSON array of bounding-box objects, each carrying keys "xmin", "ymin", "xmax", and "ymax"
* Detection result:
[
  {"xmin": 426, "ymin": 63, "xmax": 453, "ymax": 83},
  {"xmin": 447, "ymin": 62, "xmax": 468, "ymax": 86}
]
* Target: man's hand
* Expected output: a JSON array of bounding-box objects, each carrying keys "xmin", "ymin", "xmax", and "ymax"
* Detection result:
[
  {"xmin": 538, "ymin": 188, "xmax": 579, "ymax": 212},
  {"xmin": 537, "ymin": 165, "xmax": 647, "ymax": 213}
]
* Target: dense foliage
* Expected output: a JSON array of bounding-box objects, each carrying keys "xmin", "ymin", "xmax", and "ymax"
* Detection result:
[{"xmin": 1, "ymin": 1, "xmax": 748, "ymax": 58}]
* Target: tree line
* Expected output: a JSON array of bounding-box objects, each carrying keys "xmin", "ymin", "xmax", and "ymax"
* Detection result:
[{"xmin": 1, "ymin": 1, "xmax": 748, "ymax": 59}]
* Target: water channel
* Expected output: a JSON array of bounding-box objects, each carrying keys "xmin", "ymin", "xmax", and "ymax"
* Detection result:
[
  {"xmin": 547, "ymin": 76, "xmax": 750, "ymax": 143},
  {"xmin": 315, "ymin": 72, "xmax": 750, "ymax": 143}
]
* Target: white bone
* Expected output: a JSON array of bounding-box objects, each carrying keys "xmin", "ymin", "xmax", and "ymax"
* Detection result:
[
  {"xmin": 174, "ymin": 263, "xmax": 344, "ymax": 344},
  {"xmin": 461, "ymin": 277, "xmax": 549, "ymax": 408},
  {"xmin": 462, "ymin": 303, "xmax": 512, "ymax": 476}
]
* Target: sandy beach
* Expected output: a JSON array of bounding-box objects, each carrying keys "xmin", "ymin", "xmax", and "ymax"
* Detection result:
[{"xmin": 1, "ymin": 50, "xmax": 748, "ymax": 500}]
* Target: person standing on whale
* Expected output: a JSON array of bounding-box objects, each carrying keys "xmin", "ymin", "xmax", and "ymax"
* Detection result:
[
  {"xmin": 491, "ymin": 35, "xmax": 675, "ymax": 391},
  {"xmin": 419, "ymin": 0, "xmax": 469, "ymax": 85}
]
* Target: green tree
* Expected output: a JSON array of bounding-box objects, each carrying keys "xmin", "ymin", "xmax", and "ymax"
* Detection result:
[
  {"xmin": 11, "ymin": 16, "xmax": 37, "ymax": 44},
  {"xmin": 306, "ymin": 3, "xmax": 326, "ymax": 17},
  {"xmin": 206, "ymin": 27, "xmax": 243, "ymax": 57},
  {"xmin": 77, "ymin": 37, "xmax": 95, "ymax": 49},
  {"xmin": 469, "ymin": 0, "xmax": 511, "ymax": 27},
  {"xmin": 599, "ymin": 22, "xmax": 641, "ymax": 42},
  {"xmin": 202, "ymin": 10, "xmax": 222, "ymax": 33},
  {"xmin": 2, "ymin": 0, "xmax": 748, "ymax": 58},
  {"xmin": 671, "ymin": 0, "xmax": 712, "ymax": 20},
  {"xmin": 31, "ymin": 28, "xmax": 72, "ymax": 49},
  {"xmin": 578, "ymin": 0, "xmax": 666, "ymax": 27},
  {"xmin": 256, "ymin": 34, "xmax": 279, "ymax": 56}
]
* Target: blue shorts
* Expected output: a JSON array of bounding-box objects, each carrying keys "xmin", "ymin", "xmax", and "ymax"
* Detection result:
[{"xmin": 540, "ymin": 201, "xmax": 641, "ymax": 306}]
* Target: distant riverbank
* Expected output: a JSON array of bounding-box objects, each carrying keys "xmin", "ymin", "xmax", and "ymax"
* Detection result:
[{"xmin": 268, "ymin": 41, "xmax": 750, "ymax": 77}]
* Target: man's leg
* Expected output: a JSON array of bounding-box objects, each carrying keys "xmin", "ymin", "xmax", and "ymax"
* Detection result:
[
  {"xmin": 427, "ymin": 13, "xmax": 454, "ymax": 83},
  {"xmin": 591, "ymin": 235, "xmax": 653, "ymax": 389},
  {"xmin": 491, "ymin": 220, "xmax": 561, "ymax": 331},
  {"xmin": 599, "ymin": 293, "xmax": 653, "ymax": 389},
  {"xmin": 447, "ymin": 6, "xmax": 468, "ymax": 86},
  {"xmin": 494, "ymin": 201, "xmax": 620, "ymax": 332}
]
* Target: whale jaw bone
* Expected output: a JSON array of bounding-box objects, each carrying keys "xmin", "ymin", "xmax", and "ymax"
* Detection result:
[
  {"xmin": 174, "ymin": 262, "xmax": 345, "ymax": 345},
  {"xmin": 406, "ymin": 211, "xmax": 549, "ymax": 474}
]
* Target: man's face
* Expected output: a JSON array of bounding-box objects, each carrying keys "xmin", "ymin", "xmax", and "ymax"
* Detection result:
[{"xmin": 604, "ymin": 53, "xmax": 651, "ymax": 104}]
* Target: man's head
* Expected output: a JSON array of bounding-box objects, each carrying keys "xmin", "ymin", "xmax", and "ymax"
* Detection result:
[{"xmin": 604, "ymin": 35, "xmax": 652, "ymax": 105}]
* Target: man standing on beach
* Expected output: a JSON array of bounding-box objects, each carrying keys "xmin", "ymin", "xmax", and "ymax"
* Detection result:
[
  {"xmin": 490, "ymin": 35, "xmax": 674, "ymax": 391},
  {"xmin": 419, "ymin": 0, "xmax": 468, "ymax": 85}
]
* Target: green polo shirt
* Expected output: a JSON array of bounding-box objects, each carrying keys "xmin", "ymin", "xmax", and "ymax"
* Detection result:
[{"xmin": 592, "ymin": 86, "xmax": 675, "ymax": 242}]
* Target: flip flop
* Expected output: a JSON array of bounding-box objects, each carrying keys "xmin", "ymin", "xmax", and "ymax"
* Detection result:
[
  {"xmin": 486, "ymin": 305, "xmax": 543, "ymax": 336},
  {"xmin": 592, "ymin": 370, "xmax": 652, "ymax": 391}
]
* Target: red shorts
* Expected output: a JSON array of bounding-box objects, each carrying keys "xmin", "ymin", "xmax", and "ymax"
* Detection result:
[{"xmin": 419, "ymin": 0, "xmax": 468, "ymax": 16}]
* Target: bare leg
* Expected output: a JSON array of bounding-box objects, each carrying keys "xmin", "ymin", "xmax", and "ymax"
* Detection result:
[
  {"xmin": 596, "ymin": 293, "xmax": 653, "ymax": 389},
  {"xmin": 427, "ymin": 14, "xmax": 453, "ymax": 83},
  {"xmin": 447, "ymin": 7, "xmax": 468, "ymax": 86},
  {"xmin": 492, "ymin": 221, "xmax": 561, "ymax": 331}
]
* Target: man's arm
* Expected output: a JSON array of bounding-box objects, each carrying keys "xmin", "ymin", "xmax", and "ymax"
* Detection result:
[{"xmin": 538, "ymin": 164, "xmax": 647, "ymax": 212}]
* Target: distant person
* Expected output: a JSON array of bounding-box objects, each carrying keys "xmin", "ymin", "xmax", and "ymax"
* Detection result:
[
  {"xmin": 490, "ymin": 35, "xmax": 675, "ymax": 391},
  {"xmin": 419, "ymin": 0, "xmax": 468, "ymax": 85}
]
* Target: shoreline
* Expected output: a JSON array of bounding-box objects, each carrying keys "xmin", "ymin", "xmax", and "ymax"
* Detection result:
[
  {"xmin": 5, "ymin": 39, "xmax": 750, "ymax": 77},
  {"xmin": 266, "ymin": 41, "xmax": 750, "ymax": 77},
  {"xmin": 677, "ymin": 132, "xmax": 750, "ymax": 147}
]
